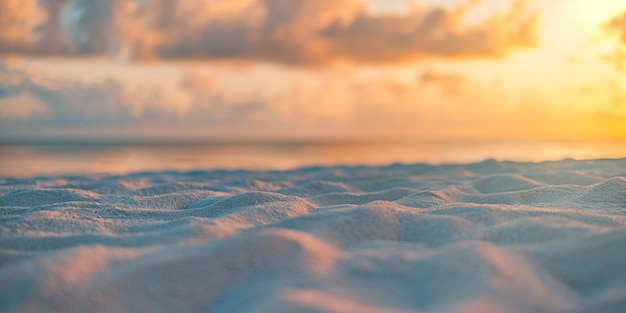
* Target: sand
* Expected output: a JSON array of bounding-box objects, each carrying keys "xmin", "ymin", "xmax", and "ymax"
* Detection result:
[{"xmin": 1, "ymin": 158, "xmax": 625, "ymax": 312}]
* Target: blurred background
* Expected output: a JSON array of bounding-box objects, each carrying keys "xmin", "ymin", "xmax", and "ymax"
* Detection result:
[{"xmin": 1, "ymin": 0, "xmax": 625, "ymax": 176}]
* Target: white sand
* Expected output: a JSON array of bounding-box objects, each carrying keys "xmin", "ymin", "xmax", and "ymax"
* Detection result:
[{"xmin": 1, "ymin": 158, "xmax": 625, "ymax": 312}]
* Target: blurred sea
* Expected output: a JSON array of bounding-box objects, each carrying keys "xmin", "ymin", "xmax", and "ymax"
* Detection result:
[{"xmin": 1, "ymin": 140, "xmax": 626, "ymax": 177}]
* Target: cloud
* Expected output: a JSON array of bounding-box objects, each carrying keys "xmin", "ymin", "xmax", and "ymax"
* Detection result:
[
  {"xmin": 2, "ymin": 59, "xmax": 621, "ymax": 141},
  {"xmin": 0, "ymin": 61, "xmax": 451, "ymax": 139},
  {"xmin": 606, "ymin": 9, "xmax": 626, "ymax": 44},
  {"xmin": 0, "ymin": 61, "xmax": 190, "ymax": 126},
  {"xmin": 604, "ymin": 9, "xmax": 626, "ymax": 70},
  {"xmin": 419, "ymin": 69, "xmax": 474, "ymax": 97},
  {"xmin": 0, "ymin": 91, "xmax": 48, "ymax": 120},
  {"xmin": 0, "ymin": 0, "xmax": 43, "ymax": 53},
  {"xmin": 0, "ymin": 61, "xmax": 295, "ymax": 139},
  {"xmin": 320, "ymin": 0, "xmax": 537, "ymax": 63},
  {"xmin": 0, "ymin": 0, "xmax": 538, "ymax": 65}
]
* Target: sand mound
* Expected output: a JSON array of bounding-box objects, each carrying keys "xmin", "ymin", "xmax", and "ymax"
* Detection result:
[
  {"xmin": 1, "ymin": 158, "xmax": 626, "ymax": 312},
  {"xmin": 0, "ymin": 189, "xmax": 99, "ymax": 207},
  {"xmin": 473, "ymin": 174, "xmax": 542, "ymax": 193},
  {"xmin": 578, "ymin": 177, "xmax": 626, "ymax": 206}
]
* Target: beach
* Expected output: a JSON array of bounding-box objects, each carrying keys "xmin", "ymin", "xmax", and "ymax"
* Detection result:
[
  {"xmin": 3, "ymin": 0, "xmax": 626, "ymax": 311},
  {"xmin": 1, "ymin": 158, "xmax": 625, "ymax": 312}
]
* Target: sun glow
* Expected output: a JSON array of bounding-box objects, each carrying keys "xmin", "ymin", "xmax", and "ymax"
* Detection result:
[
  {"xmin": 571, "ymin": 0, "xmax": 625, "ymax": 28},
  {"xmin": 1, "ymin": 0, "xmax": 626, "ymax": 142}
]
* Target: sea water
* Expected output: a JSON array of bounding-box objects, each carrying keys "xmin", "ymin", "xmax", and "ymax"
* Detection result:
[{"xmin": 1, "ymin": 140, "xmax": 625, "ymax": 177}]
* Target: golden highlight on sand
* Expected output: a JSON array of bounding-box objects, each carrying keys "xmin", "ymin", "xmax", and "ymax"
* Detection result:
[{"xmin": 1, "ymin": 158, "xmax": 625, "ymax": 312}]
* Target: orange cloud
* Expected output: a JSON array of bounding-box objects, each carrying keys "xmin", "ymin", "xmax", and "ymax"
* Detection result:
[
  {"xmin": 604, "ymin": 9, "xmax": 626, "ymax": 70},
  {"xmin": 320, "ymin": 0, "xmax": 537, "ymax": 63},
  {"xmin": 0, "ymin": 0, "xmax": 42, "ymax": 53},
  {"xmin": 606, "ymin": 9, "xmax": 626, "ymax": 44},
  {"xmin": 0, "ymin": 0, "xmax": 538, "ymax": 65},
  {"xmin": 3, "ymin": 58, "xmax": 626, "ymax": 141}
]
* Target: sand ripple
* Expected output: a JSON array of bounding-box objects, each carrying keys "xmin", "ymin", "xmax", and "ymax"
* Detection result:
[{"xmin": 1, "ymin": 158, "xmax": 626, "ymax": 312}]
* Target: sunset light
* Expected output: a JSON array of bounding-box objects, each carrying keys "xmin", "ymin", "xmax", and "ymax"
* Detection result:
[
  {"xmin": 3, "ymin": 2, "xmax": 626, "ymax": 312},
  {"xmin": 1, "ymin": 0, "xmax": 624, "ymax": 143},
  {"xmin": 571, "ymin": 0, "xmax": 625, "ymax": 28}
]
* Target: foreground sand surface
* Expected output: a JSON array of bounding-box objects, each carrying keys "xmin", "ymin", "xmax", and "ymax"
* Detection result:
[{"xmin": 1, "ymin": 159, "xmax": 626, "ymax": 312}]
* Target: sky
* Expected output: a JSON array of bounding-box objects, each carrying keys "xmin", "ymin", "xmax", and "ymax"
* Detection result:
[{"xmin": 0, "ymin": 0, "xmax": 625, "ymax": 142}]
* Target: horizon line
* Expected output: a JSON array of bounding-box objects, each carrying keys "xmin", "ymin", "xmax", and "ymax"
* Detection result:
[{"xmin": 1, "ymin": 137, "xmax": 626, "ymax": 147}]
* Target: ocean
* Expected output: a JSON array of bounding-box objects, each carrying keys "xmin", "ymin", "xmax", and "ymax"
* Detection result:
[{"xmin": 2, "ymin": 140, "xmax": 625, "ymax": 177}]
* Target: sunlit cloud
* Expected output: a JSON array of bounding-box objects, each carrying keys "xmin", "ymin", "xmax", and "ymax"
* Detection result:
[
  {"xmin": 605, "ymin": 9, "xmax": 626, "ymax": 44},
  {"xmin": 0, "ymin": 0, "xmax": 42, "ymax": 53},
  {"xmin": 603, "ymin": 9, "xmax": 626, "ymax": 70},
  {"xmin": 1, "ymin": 0, "xmax": 625, "ymax": 141},
  {"xmin": 0, "ymin": 58, "xmax": 589, "ymax": 141},
  {"xmin": 0, "ymin": 62, "xmax": 191, "ymax": 125},
  {"xmin": 0, "ymin": 0, "xmax": 537, "ymax": 65}
]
